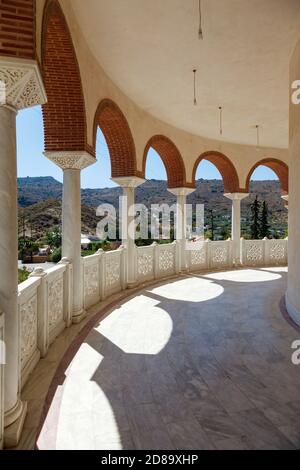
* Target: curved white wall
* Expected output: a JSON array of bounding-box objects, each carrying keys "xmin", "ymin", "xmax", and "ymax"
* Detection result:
[{"xmin": 287, "ymin": 38, "xmax": 300, "ymax": 326}]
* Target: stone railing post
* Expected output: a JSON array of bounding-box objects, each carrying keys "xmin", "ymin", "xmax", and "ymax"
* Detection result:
[
  {"xmin": 58, "ymin": 257, "xmax": 73, "ymax": 328},
  {"xmin": 152, "ymin": 242, "xmax": 159, "ymax": 279},
  {"xmin": 44, "ymin": 152, "xmax": 96, "ymax": 324},
  {"xmin": 224, "ymin": 192, "xmax": 249, "ymax": 265},
  {"xmin": 0, "ymin": 57, "xmax": 47, "ymax": 447},
  {"xmin": 29, "ymin": 268, "xmax": 49, "ymax": 358},
  {"xmin": 112, "ymin": 177, "xmax": 145, "ymax": 287},
  {"xmin": 263, "ymin": 237, "xmax": 270, "ymax": 266},
  {"xmin": 98, "ymin": 250, "xmax": 106, "ymax": 301},
  {"xmin": 119, "ymin": 246, "xmax": 127, "ymax": 290}
]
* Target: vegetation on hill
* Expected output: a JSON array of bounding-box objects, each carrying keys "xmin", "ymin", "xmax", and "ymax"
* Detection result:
[{"xmin": 17, "ymin": 176, "xmax": 288, "ymax": 240}]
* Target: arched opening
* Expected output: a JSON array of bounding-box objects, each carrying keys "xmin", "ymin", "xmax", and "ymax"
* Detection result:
[
  {"xmin": 246, "ymin": 159, "xmax": 289, "ymax": 196},
  {"xmin": 193, "ymin": 156, "xmax": 235, "ymax": 240},
  {"xmin": 143, "ymin": 135, "xmax": 187, "ymax": 189},
  {"xmin": 93, "ymin": 99, "xmax": 138, "ymax": 178},
  {"xmin": 42, "ymin": 0, "xmax": 90, "ymax": 153},
  {"xmin": 192, "ymin": 151, "xmax": 240, "ymax": 193},
  {"xmin": 245, "ymin": 159, "xmax": 289, "ymax": 239}
]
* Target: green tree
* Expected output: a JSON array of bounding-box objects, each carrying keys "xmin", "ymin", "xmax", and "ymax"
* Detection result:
[
  {"xmin": 250, "ymin": 195, "xmax": 261, "ymax": 239},
  {"xmin": 259, "ymin": 201, "xmax": 270, "ymax": 238},
  {"xmin": 46, "ymin": 226, "xmax": 62, "ymax": 249},
  {"xmin": 220, "ymin": 225, "xmax": 230, "ymax": 240}
]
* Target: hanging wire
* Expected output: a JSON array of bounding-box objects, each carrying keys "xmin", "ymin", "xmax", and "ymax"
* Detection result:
[
  {"xmin": 198, "ymin": 0, "xmax": 203, "ymax": 39},
  {"xmin": 256, "ymin": 124, "xmax": 260, "ymax": 148},
  {"xmin": 219, "ymin": 106, "xmax": 223, "ymax": 136},
  {"xmin": 193, "ymin": 69, "xmax": 197, "ymax": 106}
]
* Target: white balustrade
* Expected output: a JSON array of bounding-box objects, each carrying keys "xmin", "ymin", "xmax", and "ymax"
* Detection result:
[
  {"xmin": 18, "ymin": 277, "xmax": 41, "ymax": 388},
  {"xmin": 187, "ymin": 240, "xmax": 209, "ymax": 271},
  {"xmin": 45, "ymin": 264, "xmax": 69, "ymax": 346},
  {"xmin": 241, "ymin": 238, "xmax": 288, "ymax": 267},
  {"xmin": 267, "ymin": 238, "xmax": 288, "ymax": 266},
  {"xmin": 102, "ymin": 247, "xmax": 127, "ymax": 299},
  {"xmin": 136, "ymin": 245, "xmax": 155, "ymax": 283},
  {"xmin": 83, "ymin": 253, "xmax": 102, "ymax": 309},
  {"xmin": 209, "ymin": 240, "xmax": 234, "ymax": 270},
  {"xmin": 241, "ymin": 239, "xmax": 265, "ymax": 266},
  {"xmin": 155, "ymin": 242, "xmax": 178, "ymax": 279},
  {"xmin": 17, "ymin": 261, "xmax": 72, "ymax": 388},
  {"xmin": 0, "ymin": 311, "xmax": 4, "ymax": 450}
]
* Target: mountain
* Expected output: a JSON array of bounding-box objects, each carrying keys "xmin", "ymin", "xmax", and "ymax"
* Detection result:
[
  {"xmin": 17, "ymin": 176, "xmax": 288, "ymax": 238},
  {"xmin": 18, "ymin": 176, "xmax": 63, "ymax": 207}
]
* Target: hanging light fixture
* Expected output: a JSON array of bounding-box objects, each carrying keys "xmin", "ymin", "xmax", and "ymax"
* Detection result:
[
  {"xmin": 193, "ymin": 69, "xmax": 197, "ymax": 106},
  {"xmin": 219, "ymin": 106, "xmax": 223, "ymax": 136},
  {"xmin": 198, "ymin": 0, "xmax": 203, "ymax": 39},
  {"xmin": 256, "ymin": 124, "xmax": 260, "ymax": 150}
]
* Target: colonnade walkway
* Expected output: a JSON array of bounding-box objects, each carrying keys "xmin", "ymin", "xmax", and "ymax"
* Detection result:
[{"xmin": 34, "ymin": 268, "xmax": 300, "ymax": 450}]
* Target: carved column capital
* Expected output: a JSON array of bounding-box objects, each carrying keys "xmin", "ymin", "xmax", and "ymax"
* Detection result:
[
  {"xmin": 44, "ymin": 151, "xmax": 96, "ymax": 170},
  {"xmin": 0, "ymin": 57, "xmax": 47, "ymax": 111}
]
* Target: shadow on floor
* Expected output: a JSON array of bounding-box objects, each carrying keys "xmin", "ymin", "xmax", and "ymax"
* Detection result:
[{"xmin": 37, "ymin": 268, "xmax": 300, "ymax": 450}]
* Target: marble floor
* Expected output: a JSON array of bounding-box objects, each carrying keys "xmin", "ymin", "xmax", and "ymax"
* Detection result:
[{"xmin": 36, "ymin": 267, "xmax": 300, "ymax": 450}]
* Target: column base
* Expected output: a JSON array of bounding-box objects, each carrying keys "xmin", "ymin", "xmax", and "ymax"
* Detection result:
[
  {"xmin": 127, "ymin": 280, "xmax": 138, "ymax": 289},
  {"xmin": 72, "ymin": 309, "xmax": 87, "ymax": 324},
  {"xmin": 285, "ymin": 293, "xmax": 300, "ymax": 328},
  {"xmin": 4, "ymin": 399, "xmax": 27, "ymax": 448}
]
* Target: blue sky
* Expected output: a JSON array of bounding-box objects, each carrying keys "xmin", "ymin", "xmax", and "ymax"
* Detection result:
[{"xmin": 16, "ymin": 107, "xmax": 278, "ymax": 189}]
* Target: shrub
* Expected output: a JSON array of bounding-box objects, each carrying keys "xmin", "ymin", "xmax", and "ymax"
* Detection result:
[
  {"xmin": 18, "ymin": 267, "xmax": 30, "ymax": 284},
  {"xmin": 51, "ymin": 246, "xmax": 62, "ymax": 263}
]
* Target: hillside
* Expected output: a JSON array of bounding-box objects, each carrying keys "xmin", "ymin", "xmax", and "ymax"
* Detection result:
[{"xmin": 18, "ymin": 176, "xmax": 288, "ymax": 238}]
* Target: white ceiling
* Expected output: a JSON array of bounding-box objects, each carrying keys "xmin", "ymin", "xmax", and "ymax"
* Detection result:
[{"xmin": 70, "ymin": 0, "xmax": 300, "ymax": 148}]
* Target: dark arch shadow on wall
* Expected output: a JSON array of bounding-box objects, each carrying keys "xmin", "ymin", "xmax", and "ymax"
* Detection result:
[
  {"xmin": 192, "ymin": 151, "xmax": 242, "ymax": 194},
  {"xmin": 41, "ymin": 0, "xmax": 92, "ymax": 154},
  {"xmin": 246, "ymin": 158, "xmax": 289, "ymax": 196},
  {"xmin": 93, "ymin": 99, "xmax": 140, "ymax": 179},
  {"xmin": 143, "ymin": 135, "xmax": 190, "ymax": 189}
]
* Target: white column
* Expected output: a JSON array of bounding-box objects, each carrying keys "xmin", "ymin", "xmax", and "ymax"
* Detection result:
[
  {"xmin": 0, "ymin": 58, "xmax": 47, "ymax": 447},
  {"xmin": 168, "ymin": 187, "xmax": 195, "ymax": 272},
  {"xmin": 287, "ymin": 39, "xmax": 300, "ymax": 326},
  {"xmin": 45, "ymin": 152, "xmax": 96, "ymax": 323},
  {"xmin": 224, "ymin": 193, "xmax": 249, "ymax": 265},
  {"xmin": 112, "ymin": 177, "xmax": 145, "ymax": 287}
]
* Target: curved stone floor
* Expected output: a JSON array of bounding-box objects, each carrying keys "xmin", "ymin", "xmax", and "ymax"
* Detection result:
[{"xmin": 37, "ymin": 267, "xmax": 300, "ymax": 450}]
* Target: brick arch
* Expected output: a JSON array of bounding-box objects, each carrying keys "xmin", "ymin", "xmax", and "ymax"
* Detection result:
[
  {"xmin": 0, "ymin": 0, "xmax": 36, "ymax": 59},
  {"xmin": 41, "ymin": 0, "xmax": 91, "ymax": 154},
  {"xmin": 143, "ymin": 135, "xmax": 189, "ymax": 188},
  {"xmin": 192, "ymin": 151, "xmax": 241, "ymax": 193},
  {"xmin": 93, "ymin": 99, "xmax": 138, "ymax": 178},
  {"xmin": 246, "ymin": 158, "xmax": 289, "ymax": 195}
]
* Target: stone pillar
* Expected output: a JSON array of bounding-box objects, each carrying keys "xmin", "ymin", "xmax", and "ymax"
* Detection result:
[
  {"xmin": 168, "ymin": 188, "xmax": 195, "ymax": 272},
  {"xmin": 112, "ymin": 177, "xmax": 145, "ymax": 286},
  {"xmin": 0, "ymin": 58, "xmax": 47, "ymax": 447},
  {"xmin": 287, "ymin": 38, "xmax": 300, "ymax": 326},
  {"xmin": 45, "ymin": 152, "xmax": 95, "ymax": 323},
  {"xmin": 224, "ymin": 193, "xmax": 249, "ymax": 265}
]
